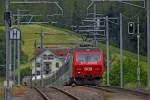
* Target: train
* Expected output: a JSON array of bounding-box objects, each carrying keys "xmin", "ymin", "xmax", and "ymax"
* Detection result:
[{"xmin": 70, "ymin": 47, "xmax": 104, "ymax": 85}]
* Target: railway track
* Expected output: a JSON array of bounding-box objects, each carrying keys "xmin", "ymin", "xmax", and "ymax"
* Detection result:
[
  {"xmin": 86, "ymin": 85, "xmax": 150, "ymax": 97},
  {"xmin": 34, "ymin": 86, "xmax": 80, "ymax": 100},
  {"xmin": 34, "ymin": 87, "xmax": 50, "ymax": 100},
  {"xmin": 48, "ymin": 86, "xmax": 80, "ymax": 100},
  {"xmin": 34, "ymin": 85, "xmax": 150, "ymax": 100},
  {"xmin": 80, "ymin": 85, "xmax": 150, "ymax": 100}
]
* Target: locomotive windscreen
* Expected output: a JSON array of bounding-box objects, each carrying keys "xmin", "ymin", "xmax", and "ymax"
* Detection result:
[{"xmin": 76, "ymin": 54, "xmax": 100, "ymax": 62}]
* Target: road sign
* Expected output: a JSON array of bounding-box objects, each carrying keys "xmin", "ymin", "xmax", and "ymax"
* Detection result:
[{"xmin": 9, "ymin": 27, "xmax": 21, "ymax": 40}]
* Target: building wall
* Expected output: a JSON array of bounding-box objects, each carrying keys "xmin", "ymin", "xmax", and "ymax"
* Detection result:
[{"xmin": 31, "ymin": 50, "xmax": 63, "ymax": 76}]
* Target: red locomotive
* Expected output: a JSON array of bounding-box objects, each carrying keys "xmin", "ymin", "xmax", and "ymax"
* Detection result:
[{"xmin": 71, "ymin": 47, "xmax": 104, "ymax": 85}]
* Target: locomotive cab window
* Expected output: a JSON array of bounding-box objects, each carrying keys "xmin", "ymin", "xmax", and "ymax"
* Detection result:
[{"xmin": 76, "ymin": 54, "xmax": 100, "ymax": 62}]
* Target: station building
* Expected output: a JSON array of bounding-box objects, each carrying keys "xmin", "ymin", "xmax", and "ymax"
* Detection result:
[{"xmin": 30, "ymin": 47, "xmax": 71, "ymax": 78}]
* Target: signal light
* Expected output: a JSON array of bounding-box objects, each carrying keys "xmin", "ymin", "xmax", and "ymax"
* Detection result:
[
  {"xmin": 4, "ymin": 12, "xmax": 12, "ymax": 27},
  {"xmin": 128, "ymin": 22, "xmax": 135, "ymax": 35}
]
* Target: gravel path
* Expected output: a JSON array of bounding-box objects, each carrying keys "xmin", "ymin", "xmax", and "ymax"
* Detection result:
[
  {"xmin": 12, "ymin": 87, "xmax": 45, "ymax": 100},
  {"xmin": 65, "ymin": 86, "xmax": 150, "ymax": 100}
]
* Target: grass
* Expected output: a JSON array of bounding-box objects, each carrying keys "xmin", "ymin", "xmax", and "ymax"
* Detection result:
[
  {"xmin": 20, "ymin": 24, "xmax": 81, "ymax": 61},
  {"xmin": 0, "ymin": 77, "xmax": 4, "ymax": 99},
  {"xmin": 0, "ymin": 77, "xmax": 4, "ymax": 87}
]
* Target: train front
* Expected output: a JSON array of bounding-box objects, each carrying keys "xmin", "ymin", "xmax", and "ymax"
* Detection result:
[{"xmin": 72, "ymin": 48, "xmax": 104, "ymax": 84}]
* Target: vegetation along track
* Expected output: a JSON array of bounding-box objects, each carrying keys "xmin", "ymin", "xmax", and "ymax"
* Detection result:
[{"xmin": 37, "ymin": 86, "xmax": 80, "ymax": 100}]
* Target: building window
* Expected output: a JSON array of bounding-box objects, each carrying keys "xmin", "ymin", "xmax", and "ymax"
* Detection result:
[
  {"xmin": 36, "ymin": 63, "xmax": 40, "ymax": 68},
  {"xmin": 43, "ymin": 55, "xmax": 47, "ymax": 60},
  {"xmin": 45, "ymin": 64, "xmax": 50, "ymax": 69},
  {"xmin": 37, "ymin": 71, "xmax": 40, "ymax": 75},
  {"xmin": 56, "ymin": 62, "xmax": 59, "ymax": 68},
  {"xmin": 44, "ymin": 63, "xmax": 52, "ymax": 74},
  {"xmin": 48, "ymin": 55, "xmax": 54, "ymax": 60}
]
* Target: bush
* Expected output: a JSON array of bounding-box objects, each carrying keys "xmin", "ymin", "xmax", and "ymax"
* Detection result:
[{"xmin": 105, "ymin": 55, "xmax": 147, "ymax": 88}]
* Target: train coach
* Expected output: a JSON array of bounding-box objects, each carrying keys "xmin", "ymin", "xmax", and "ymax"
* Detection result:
[{"xmin": 71, "ymin": 47, "xmax": 104, "ymax": 85}]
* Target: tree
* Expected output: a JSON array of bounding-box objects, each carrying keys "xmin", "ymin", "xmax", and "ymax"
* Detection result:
[{"xmin": 72, "ymin": 0, "xmax": 81, "ymax": 31}]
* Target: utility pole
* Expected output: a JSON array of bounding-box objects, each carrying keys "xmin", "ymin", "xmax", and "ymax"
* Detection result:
[
  {"xmin": 34, "ymin": 40, "xmax": 37, "ymax": 86},
  {"xmin": 40, "ymin": 30, "xmax": 44, "ymax": 49},
  {"xmin": 9, "ymin": 31, "xmax": 12, "ymax": 85},
  {"xmin": 4, "ymin": 0, "xmax": 11, "ymax": 99},
  {"xmin": 106, "ymin": 16, "xmax": 110, "ymax": 86},
  {"xmin": 17, "ymin": 9, "xmax": 21, "ymax": 86},
  {"xmin": 41, "ymin": 58, "xmax": 44, "ymax": 87},
  {"xmin": 147, "ymin": 0, "xmax": 150, "ymax": 89},
  {"xmin": 137, "ymin": 16, "xmax": 141, "ymax": 88},
  {"xmin": 13, "ymin": 35, "xmax": 16, "ymax": 84},
  {"xmin": 40, "ymin": 30, "xmax": 44, "ymax": 87},
  {"xmin": 120, "ymin": 13, "xmax": 123, "ymax": 88}
]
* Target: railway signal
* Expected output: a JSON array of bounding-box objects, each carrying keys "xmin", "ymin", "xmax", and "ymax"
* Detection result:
[
  {"xmin": 128, "ymin": 22, "xmax": 135, "ymax": 35},
  {"xmin": 4, "ymin": 11, "xmax": 12, "ymax": 27}
]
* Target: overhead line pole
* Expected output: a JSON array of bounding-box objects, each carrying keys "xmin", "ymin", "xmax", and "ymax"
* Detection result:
[
  {"xmin": 4, "ymin": 0, "xmax": 11, "ymax": 99},
  {"xmin": 17, "ymin": 9, "xmax": 21, "ymax": 86},
  {"xmin": 10, "ymin": 1, "xmax": 57, "ymax": 4},
  {"xmin": 34, "ymin": 40, "xmax": 37, "ymax": 86},
  {"xmin": 106, "ymin": 16, "xmax": 110, "ymax": 86},
  {"xmin": 137, "ymin": 16, "xmax": 141, "ymax": 88},
  {"xmin": 13, "ymin": 34, "xmax": 16, "ymax": 83},
  {"xmin": 40, "ymin": 30, "xmax": 44, "ymax": 87},
  {"xmin": 40, "ymin": 30, "xmax": 44, "ymax": 49},
  {"xmin": 147, "ymin": 0, "xmax": 150, "ymax": 89},
  {"xmin": 120, "ymin": 13, "xmax": 123, "ymax": 88}
]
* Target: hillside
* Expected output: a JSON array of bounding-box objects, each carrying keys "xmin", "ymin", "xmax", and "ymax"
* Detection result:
[
  {"xmin": 20, "ymin": 25, "xmax": 80, "ymax": 59},
  {"xmin": 98, "ymin": 42, "xmax": 147, "ymax": 88},
  {"xmin": 0, "ymin": 0, "xmax": 147, "ymax": 56}
]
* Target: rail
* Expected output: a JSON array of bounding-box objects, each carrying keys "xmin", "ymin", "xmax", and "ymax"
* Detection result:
[
  {"xmin": 85, "ymin": 85, "xmax": 150, "ymax": 96},
  {"xmin": 34, "ymin": 87, "xmax": 50, "ymax": 100},
  {"xmin": 49, "ymin": 86, "xmax": 80, "ymax": 100}
]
